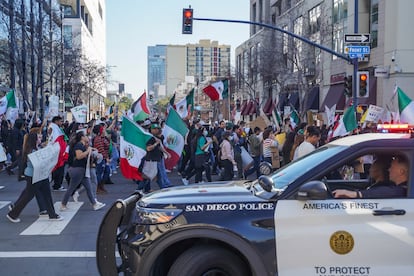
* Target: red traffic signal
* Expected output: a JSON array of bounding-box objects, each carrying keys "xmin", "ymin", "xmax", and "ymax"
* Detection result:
[
  {"xmin": 182, "ymin": 8, "xmax": 193, "ymax": 34},
  {"xmin": 357, "ymin": 71, "xmax": 369, "ymax": 98}
]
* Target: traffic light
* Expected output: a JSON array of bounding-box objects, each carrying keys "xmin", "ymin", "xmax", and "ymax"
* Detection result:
[
  {"xmin": 343, "ymin": 75, "xmax": 352, "ymax": 97},
  {"xmin": 357, "ymin": 71, "xmax": 369, "ymax": 98},
  {"xmin": 182, "ymin": 8, "xmax": 193, "ymax": 34}
]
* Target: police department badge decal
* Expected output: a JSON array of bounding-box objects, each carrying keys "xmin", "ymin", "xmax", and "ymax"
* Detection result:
[{"xmin": 329, "ymin": 230, "xmax": 354, "ymax": 255}]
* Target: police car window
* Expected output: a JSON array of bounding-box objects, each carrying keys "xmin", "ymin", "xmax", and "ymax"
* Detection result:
[{"xmin": 270, "ymin": 145, "xmax": 345, "ymax": 190}]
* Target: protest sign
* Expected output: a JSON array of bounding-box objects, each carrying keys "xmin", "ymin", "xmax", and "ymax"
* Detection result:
[{"xmin": 28, "ymin": 143, "xmax": 60, "ymax": 184}]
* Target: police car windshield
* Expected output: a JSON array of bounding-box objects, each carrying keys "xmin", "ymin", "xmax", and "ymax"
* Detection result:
[{"xmin": 270, "ymin": 145, "xmax": 345, "ymax": 190}]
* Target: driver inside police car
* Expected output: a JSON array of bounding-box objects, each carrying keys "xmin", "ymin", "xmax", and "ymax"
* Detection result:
[{"xmin": 332, "ymin": 155, "xmax": 408, "ymax": 199}]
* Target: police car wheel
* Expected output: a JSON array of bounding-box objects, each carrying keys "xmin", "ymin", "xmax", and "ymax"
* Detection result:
[{"xmin": 167, "ymin": 245, "xmax": 249, "ymax": 276}]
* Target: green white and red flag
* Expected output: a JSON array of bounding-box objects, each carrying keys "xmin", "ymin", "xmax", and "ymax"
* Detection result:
[
  {"xmin": 120, "ymin": 116, "xmax": 153, "ymax": 180},
  {"xmin": 202, "ymin": 79, "xmax": 228, "ymax": 101},
  {"xmin": 175, "ymin": 88, "xmax": 194, "ymax": 118},
  {"xmin": 131, "ymin": 92, "xmax": 151, "ymax": 121},
  {"xmin": 163, "ymin": 108, "xmax": 188, "ymax": 170},
  {"xmin": 397, "ymin": 86, "xmax": 414, "ymax": 124}
]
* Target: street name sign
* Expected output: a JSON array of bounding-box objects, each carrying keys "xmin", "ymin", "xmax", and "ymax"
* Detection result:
[
  {"xmin": 345, "ymin": 45, "xmax": 371, "ymax": 58},
  {"xmin": 344, "ymin": 33, "xmax": 370, "ymax": 43}
]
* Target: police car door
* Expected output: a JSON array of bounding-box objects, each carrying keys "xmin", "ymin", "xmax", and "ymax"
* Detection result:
[{"xmin": 274, "ymin": 197, "xmax": 414, "ymax": 276}]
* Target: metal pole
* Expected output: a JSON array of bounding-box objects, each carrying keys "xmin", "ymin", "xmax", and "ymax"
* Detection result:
[
  {"xmin": 193, "ymin": 17, "xmax": 351, "ymax": 62},
  {"xmin": 352, "ymin": 0, "xmax": 359, "ymax": 110}
]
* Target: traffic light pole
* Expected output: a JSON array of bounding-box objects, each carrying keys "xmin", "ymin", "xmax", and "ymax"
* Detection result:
[
  {"xmin": 352, "ymin": 0, "xmax": 359, "ymax": 110},
  {"xmin": 192, "ymin": 17, "xmax": 352, "ymax": 63}
]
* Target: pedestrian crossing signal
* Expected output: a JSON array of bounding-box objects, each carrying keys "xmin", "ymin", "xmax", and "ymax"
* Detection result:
[{"xmin": 182, "ymin": 8, "xmax": 193, "ymax": 34}]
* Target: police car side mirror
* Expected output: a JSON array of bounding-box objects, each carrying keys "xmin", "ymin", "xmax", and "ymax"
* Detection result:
[
  {"xmin": 258, "ymin": 175, "xmax": 274, "ymax": 192},
  {"xmin": 296, "ymin": 181, "xmax": 328, "ymax": 200}
]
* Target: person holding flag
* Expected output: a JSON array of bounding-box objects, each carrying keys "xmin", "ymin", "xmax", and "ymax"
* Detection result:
[{"xmin": 48, "ymin": 116, "xmax": 69, "ymax": 192}]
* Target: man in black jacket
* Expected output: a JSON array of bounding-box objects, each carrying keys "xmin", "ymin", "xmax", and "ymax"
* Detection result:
[{"xmin": 6, "ymin": 118, "xmax": 26, "ymax": 180}]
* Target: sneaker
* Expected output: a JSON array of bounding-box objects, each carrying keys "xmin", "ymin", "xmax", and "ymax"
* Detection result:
[
  {"xmin": 60, "ymin": 205, "xmax": 68, "ymax": 211},
  {"xmin": 53, "ymin": 187, "xmax": 67, "ymax": 192},
  {"xmin": 182, "ymin": 178, "xmax": 189, "ymax": 186},
  {"xmin": 49, "ymin": 215, "xmax": 64, "ymax": 221},
  {"xmin": 8, "ymin": 203, "xmax": 14, "ymax": 212},
  {"xmin": 39, "ymin": 210, "xmax": 48, "ymax": 216},
  {"xmin": 113, "ymin": 170, "xmax": 117, "ymax": 174},
  {"xmin": 6, "ymin": 214, "xmax": 20, "ymax": 223},
  {"xmin": 73, "ymin": 191, "xmax": 79, "ymax": 202},
  {"xmin": 93, "ymin": 202, "xmax": 106, "ymax": 211}
]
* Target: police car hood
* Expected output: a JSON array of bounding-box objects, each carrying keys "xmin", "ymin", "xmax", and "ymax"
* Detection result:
[{"xmin": 140, "ymin": 180, "xmax": 259, "ymax": 205}]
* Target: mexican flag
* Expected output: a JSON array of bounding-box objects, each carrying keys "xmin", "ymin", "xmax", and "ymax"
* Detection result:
[
  {"xmin": 105, "ymin": 103, "xmax": 114, "ymax": 116},
  {"xmin": 163, "ymin": 108, "xmax": 188, "ymax": 170},
  {"xmin": 290, "ymin": 107, "xmax": 300, "ymax": 129},
  {"xmin": 202, "ymin": 79, "xmax": 228, "ymax": 101},
  {"xmin": 120, "ymin": 116, "xmax": 153, "ymax": 180},
  {"xmin": 332, "ymin": 106, "xmax": 357, "ymax": 138},
  {"xmin": 131, "ymin": 93, "xmax": 151, "ymax": 121},
  {"xmin": 397, "ymin": 87, "xmax": 414, "ymax": 124},
  {"xmin": 166, "ymin": 93, "xmax": 176, "ymax": 115},
  {"xmin": 0, "ymin": 89, "xmax": 17, "ymax": 115},
  {"xmin": 272, "ymin": 100, "xmax": 282, "ymax": 128},
  {"xmin": 175, "ymin": 88, "xmax": 194, "ymax": 118}
]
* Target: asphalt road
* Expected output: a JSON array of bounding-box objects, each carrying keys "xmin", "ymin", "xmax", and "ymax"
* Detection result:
[{"xmin": 0, "ymin": 166, "xmax": 227, "ymax": 276}]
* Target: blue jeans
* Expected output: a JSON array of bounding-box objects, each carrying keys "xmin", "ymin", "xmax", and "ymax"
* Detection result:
[
  {"xmin": 96, "ymin": 160, "xmax": 110, "ymax": 184},
  {"xmin": 136, "ymin": 179, "xmax": 151, "ymax": 192},
  {"xmin": 156, "ymin": 159, "xmax": 171, "ymax": 189},
  {"xmin": 110, "ymin": 145, "xmax": 119, "ymax": 172}
]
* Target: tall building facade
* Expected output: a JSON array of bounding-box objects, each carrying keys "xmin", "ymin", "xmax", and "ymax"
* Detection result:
[
  {"xmin": 147, "ymin": 40, "xmax": 231, "ymax": 101},
  {"xmin": 186, "ymin": 39, "xmax": 231, "ymax": 83},
  {"xmin": 236, "ymin": 0, "xmax": 414, "ymax": 122},
  {"xmin": 147, "ymin": 45, "xmax": 167, "ymax": 99},
  {"xmin": 62, "ymin": 0, "xmax": 106, "ymax": 119}
]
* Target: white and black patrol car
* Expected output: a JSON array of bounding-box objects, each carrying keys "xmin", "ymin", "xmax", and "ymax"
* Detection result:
[{"xmin": 97, "ymin": 133, "xmax": 414, "ymax": 276}]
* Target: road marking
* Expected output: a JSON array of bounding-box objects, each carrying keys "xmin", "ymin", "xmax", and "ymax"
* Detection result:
[
  {"xmin": 0, "ymin": 200, "xmax": 11, "ymax": 209},
  {"xmin": 20, "ymin": 201, "xmax": 84, "ymax": 236},
  {"xmin": 0, "ymin": 186, "xmax": 4, "ymax": 190},
  {"xmin": 0, "ymin": 251, "xmax": 120, "ymax": 258}
]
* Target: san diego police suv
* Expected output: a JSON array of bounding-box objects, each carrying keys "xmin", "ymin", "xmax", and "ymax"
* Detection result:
[{"xmin": 97, "ymin": 132, "xmax": 414, "ymax": 276}]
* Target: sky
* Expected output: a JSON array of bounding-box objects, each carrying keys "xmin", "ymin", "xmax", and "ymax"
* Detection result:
[{"xmin": 106, "ymin": 0, "xmax": 250, "ymax": 99}]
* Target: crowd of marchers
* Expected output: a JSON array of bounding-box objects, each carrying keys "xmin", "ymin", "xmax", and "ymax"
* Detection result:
[
  {"xmin": 2, "ymin": 111, "xmax": 392, "ymax": 223},
  {"xmin": 1, "ymin": 115, "xmax": 121, "ymax": 223}
]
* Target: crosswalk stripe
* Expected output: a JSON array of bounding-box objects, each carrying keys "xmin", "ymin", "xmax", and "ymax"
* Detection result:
[
  {"xmin": 0, "ymin": 251, "xmax": 121, "ymax": 258},
  {"xmin": 0, "ymin": 200, "xmax": 11, "ymax": 210},
  {"xmin": 20, "ymin": 201, "xmax": 84, "ymax": 236}
]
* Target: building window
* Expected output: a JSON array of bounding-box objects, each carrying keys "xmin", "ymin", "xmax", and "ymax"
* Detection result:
[
  {"xmin": 63, "ymin": 25, "xmax": 72, "ymax": 49},
  {"xmin": 370, "ymin": 0, "xmax": 379, "ymax": 48},
  {"xmin": 332, "ymin": 0, "xmax": 348, "ymax": 24},
  {"xmin": 293, "ymin": 16, "xmax": 303, "ymax": 72},
  {"xmin": 332, "ymin": 0, "xmax": 348, "ymax": 59},
  {"xmin": 282, "ymin": 25, "xmax": 288, "ymax": 66},
  {"xmin": 308, "ymin": 4, "xmax": 321, "ymax": 35}
]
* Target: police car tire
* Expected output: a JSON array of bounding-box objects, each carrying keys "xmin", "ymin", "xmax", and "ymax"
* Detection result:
[{"xmin": 167, "ymin": 245, "xmax": 249, "ymax": 276}]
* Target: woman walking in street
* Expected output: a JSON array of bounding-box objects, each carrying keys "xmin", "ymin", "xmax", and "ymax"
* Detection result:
[
  {"xmin": 7, "ymin": 132, "xmax": 62, "ymax": 223},
  {"xmin": 60, "ymin": 132, "xmax": 105, "ymax": 211}
]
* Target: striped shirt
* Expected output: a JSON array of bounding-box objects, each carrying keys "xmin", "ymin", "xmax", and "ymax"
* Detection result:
[{"xmin": 262, "ymin": 138, "xmax": 278, "ymax": 158}]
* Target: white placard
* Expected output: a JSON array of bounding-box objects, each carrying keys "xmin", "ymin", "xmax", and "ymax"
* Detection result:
[
  {"xmin": 0, "ymin": 143, "xmax": 6, "ymax": 162},
  {"xmin": 28, "ymin": 143, "xmax": 60, "ymax": 184},
  {"xmin": 71, "ymin": 104, "xmax": 88, "ymax": 123},
  {"xmin": 48, "ymin": 95, "xmax": 59, "ymax": 117},
  {"xmin": 365, "ymin": 104, "xmax": 385, "ymax": 123}
]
